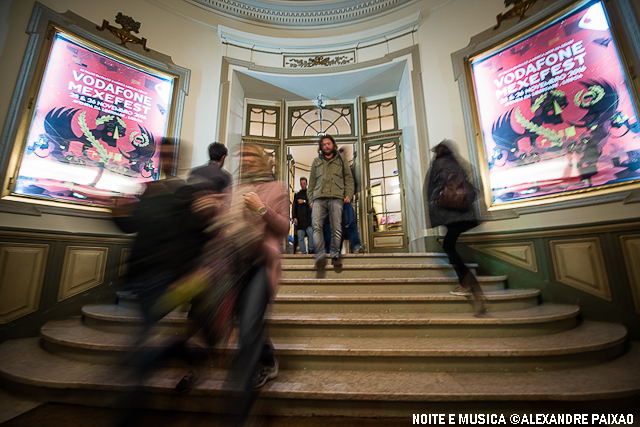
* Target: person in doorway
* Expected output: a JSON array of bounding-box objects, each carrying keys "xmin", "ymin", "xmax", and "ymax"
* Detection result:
[
  {"xmin": 424, "ymin": 139, "xmax": 485, "ymax": 315},
  {"xmin": 308, "ymin": 135, "xmax": 354, "ymax": 268},
  {"xmin": 292, "ymin": 177, "xmax": 314, "ymax": 254},
  {"xmin": 188, "ymin": 142, "xmax": 232, "ymax": 192},
  {"xmin": 321, "ymin": 148, "xmax": 365, "ymax": 254}
]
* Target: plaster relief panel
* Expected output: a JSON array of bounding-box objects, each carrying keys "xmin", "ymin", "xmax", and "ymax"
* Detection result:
[
  {"xmin": 620, "ymin": 234, "xmax": 640, "ymax": 313},
  {"xmin": 373, "ymin": 234, "xmax": 404, "ymax": 249},
  {"xmin": 119, "ymin": 248, "xmax": 132, "ymax": 277},
  {"xmin": 469, "ymin": 242, "xmax": 538, "ymax": 273},
  {"xmin": 284, "ymin": 52, "xmax": 355, "ymax": 68},
  {"xmin": 549, "ymin": 238, "xmax": 611, "ymax": 301},
  {"xmin": 58, "ymin": 246, "xmax": 108, "ymax": 301},
  {"xmin": 0, "ymin": 243, "xmax": 49, "ymax": 323}
]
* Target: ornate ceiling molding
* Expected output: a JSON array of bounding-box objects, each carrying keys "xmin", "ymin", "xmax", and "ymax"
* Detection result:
[
  {"xmin": 217, "ymin": 12, "xmax": 421, "ymax": 53},
  {"xmin": 184, "ymin": 0, "xmax": 415, "ymax": 26}
]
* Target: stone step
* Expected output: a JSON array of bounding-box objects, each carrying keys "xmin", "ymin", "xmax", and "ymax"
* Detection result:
[
  {"xmin": 281, "ymin": 263, "xmax": 477, "ymax": 279},
  {"xmin": 267, "ymin": 305, "xmax": 580, "ymax": 338},
  {"xmin": 272, "ymin": 289, "xmax": 539, "ymax": 314},
  {"xmin": 82, "ymin": 305, "xmax": 189, "ymax": 335},
  {"xmin": 117, "ymin": 287, "xmax": 530, "ymax": 313},
  {"xmin": 39, "ymin": 319, "xmax": 626, "ymax": 372},
  {"xmin": 1, "ymin": 338, "xmax": 638, "ymax": 417},
  {"xmin": 115, "ymin": 291, "xmax": 191, "ymax": 311},
  {"xmin": 281, "ymin": 253, "xmax": 450, "ymax": 265},
  {"xmin": 116, "ymin": 277, "xmax": 510, "ymax": 311},
  {"xmin": 81, "ymin": 304, "xmax": 581, "ymax": 338},
  {"xmin": 277, "ymin": 276, "xmax": 508, "ymax": 294}
]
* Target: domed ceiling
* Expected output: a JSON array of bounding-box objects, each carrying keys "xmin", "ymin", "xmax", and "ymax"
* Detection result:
[{"xmin": 184, "ymin": 0, "xmax": 417, "ymax": 26}]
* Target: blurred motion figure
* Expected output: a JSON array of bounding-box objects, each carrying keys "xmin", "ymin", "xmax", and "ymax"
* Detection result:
[
  {"xmin": 111, "ymin": 138, "xmax": 212, "ymax": 425},
  {"xmin": 219, "ymin": 143, "xmax": 289, "ymax": 424},
  {"xmin": 424, "ymin": 140, "xmax": 485, "ymax": 315},
  {"xmin": 161, "ymin": 143, "xmax": 289, "ymax": 425}
]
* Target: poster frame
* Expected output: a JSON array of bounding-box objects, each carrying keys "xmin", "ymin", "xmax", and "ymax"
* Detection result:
[
  {"xmin": 456, "ymin": 0, "xmax": 640, "ymax": 213},
  {"xmin": 0, "ymin": 3, "xmax": 190, "ymax": 214}
]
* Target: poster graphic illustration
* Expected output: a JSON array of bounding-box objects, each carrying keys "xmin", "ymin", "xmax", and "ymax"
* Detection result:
[
  {"xmin": 15, "ymin": 30, "xmax": 174, "ymax": 206},
  {"xmin": 471, "ymin": 1, "xmax": 640, "ymax": 206}
]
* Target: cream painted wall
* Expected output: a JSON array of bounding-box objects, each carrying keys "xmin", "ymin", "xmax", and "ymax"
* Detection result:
[
  {"xmin": 416, "ymin": 0, "xmax": 505, "ymax": 160},
  {"xmin": 1, "ymin": 0, "xmax": 639, "ymax": 237}
]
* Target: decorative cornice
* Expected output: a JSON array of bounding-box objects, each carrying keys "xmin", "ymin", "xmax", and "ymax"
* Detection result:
[
  {"xmin": 185, "ymin": 0, "xmax": 415, "ymax": 26},
  {"xmin": 218, "ymin": 12, "xmax": 421, "ymax": 53}
]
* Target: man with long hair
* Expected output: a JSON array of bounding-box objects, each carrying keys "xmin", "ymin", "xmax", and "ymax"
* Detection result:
[{"xmin": 308, "ymin": 135, "xmax": 354, "ymax": 268}]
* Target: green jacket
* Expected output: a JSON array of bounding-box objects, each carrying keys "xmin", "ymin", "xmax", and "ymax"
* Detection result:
[{"xmin": 308, "ymin": 152, "xmax": 354, "ymax": 202}]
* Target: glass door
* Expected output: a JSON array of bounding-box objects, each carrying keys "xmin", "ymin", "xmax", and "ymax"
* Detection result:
[
  {"xmin": 365, "ymin": 138, "xmax": 407, "ymax": 252},
  {"xmin": 286, "ymin": 149, "xmax": 296, "ymax": 253}
]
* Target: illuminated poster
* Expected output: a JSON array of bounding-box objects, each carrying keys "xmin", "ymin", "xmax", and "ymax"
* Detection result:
[
  {"xmin": 15, "ymin": 30, "xmax": 174, "ymax": 206},
  {"xmin": 471, "ymin": 1, "xmax": 640, "ymax": 206}
]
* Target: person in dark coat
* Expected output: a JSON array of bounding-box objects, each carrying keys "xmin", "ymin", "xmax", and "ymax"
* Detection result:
[
  {"xmin": 113, "ymin": 138, "xmax": 210, "ymax": 330},
  {"xmin": 188, "ymin": 142, "xmax": 232, "ymax": 192},
  {"xmin": 292, "ymin": 177, "xmax": 314, "ymax": 254},
  {"xmin": 424, "ymin": 139, "xmax": 485, "ymax": 315},
  {"xmin": 111, "ymin": 138, "xmax": 213, "ymax": 425}
]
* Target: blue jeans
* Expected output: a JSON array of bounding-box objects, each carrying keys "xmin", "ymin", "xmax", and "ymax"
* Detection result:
[
  {"xmin": 342, "ymin": 202, "xmax": 361, "ymax": 250},
  {"xmin": 225, "ymin": 264, "xmax": 273, "ymax": 425},
  {"xmin": 296, "ymin": 226, "xmax": 314, "ymax": 254},
  {"xmin": 312, "ymin": 198, "xmax": 343, "ymax": 260},
  {"xmin": 323, "ymin": 222, "xmax": 331, "ymax": 254},
  {"xmin": 323, "ymin": 202, "xmax": 361, "ymax": 253}
]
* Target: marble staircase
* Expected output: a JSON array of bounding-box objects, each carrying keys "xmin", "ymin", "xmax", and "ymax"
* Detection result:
[{"xmin": 1, "ymin": 253, "xmax": 639, "ymax": 417}]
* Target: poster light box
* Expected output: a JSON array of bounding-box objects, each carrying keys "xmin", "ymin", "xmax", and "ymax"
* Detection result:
[
  {"xmin": 10, "ymin": 27, "xmax": 176, "ymax": 207},
  {"xmin": 468, "ymin": 1, "xmax": 640, "ymax": 209}
]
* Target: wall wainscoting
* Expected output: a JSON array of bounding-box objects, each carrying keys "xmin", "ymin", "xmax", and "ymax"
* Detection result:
[
  {"xmin": 0, "ymin": 229, "xmax": 133, "ymax": 340},
  {"xmin": 456, "ymin": 220, "xmax": 640, "ymax": 338}
]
